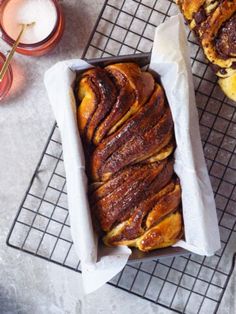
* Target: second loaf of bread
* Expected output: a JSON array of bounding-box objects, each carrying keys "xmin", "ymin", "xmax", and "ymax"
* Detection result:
[{"xmin": 176, "ymin": 0, "xmax": 236, "ymax": 101}]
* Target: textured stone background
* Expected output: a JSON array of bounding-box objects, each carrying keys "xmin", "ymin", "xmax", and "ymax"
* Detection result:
[{"xmin": 0, "ymin": 1, "xmax": 235, "ymax": 313}]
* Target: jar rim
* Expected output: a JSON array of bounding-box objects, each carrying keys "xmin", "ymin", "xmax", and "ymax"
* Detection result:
[{"xmin": 0, "ymin": 0, "xmax": 60, "ymax": 48}]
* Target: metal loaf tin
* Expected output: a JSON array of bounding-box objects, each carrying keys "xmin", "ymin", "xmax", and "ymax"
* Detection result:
[{"xmin": 79, "ymin": 53, "xmax": 188, "ymax": 262}]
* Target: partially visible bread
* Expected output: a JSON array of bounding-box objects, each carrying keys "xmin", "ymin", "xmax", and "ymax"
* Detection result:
[
  {"xmin": 176, "ymin": 0, "xmax": 236, "ymax": 101},
  {"xmin": 176, "ymin": 0, "xmax": 205, "ymax": 22},
  {"xmin": 219, "ymin": 73, "xmax": 236, "ymax": 102}
]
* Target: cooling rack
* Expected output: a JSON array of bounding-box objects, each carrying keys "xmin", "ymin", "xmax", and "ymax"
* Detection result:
[{"xmin": 6, "ymin": 0, "xmax": 236, "ymax": 313}]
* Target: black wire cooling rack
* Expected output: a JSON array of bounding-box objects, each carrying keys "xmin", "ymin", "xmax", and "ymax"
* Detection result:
[{"xmin": 7, "ymin": 1, "xmax": 236, "ymax": 313}]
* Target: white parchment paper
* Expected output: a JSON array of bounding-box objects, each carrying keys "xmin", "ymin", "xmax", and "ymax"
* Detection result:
[{"xmin": 44, "ymin": 14, "xmax": 221, "ymax": 294}]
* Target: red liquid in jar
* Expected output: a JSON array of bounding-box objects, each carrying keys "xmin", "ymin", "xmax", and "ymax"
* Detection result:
[{"xmin": 0, "ymin": 53, "xmax": 13, "ymax": 100}]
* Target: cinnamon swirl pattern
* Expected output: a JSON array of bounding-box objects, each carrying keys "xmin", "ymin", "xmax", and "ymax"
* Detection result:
[
  {"xmin": 76, "ymin": 63, "xmax": 183, "ymax": 252},
  {"xmin": 176, "ymin": 0, "xmax": 236, "ymax": 101}
]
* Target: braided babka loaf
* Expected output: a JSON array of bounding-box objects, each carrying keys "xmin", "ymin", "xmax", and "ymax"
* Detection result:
[
  {"xmin": 176, "ymin": 0, "xmax": 236, "ymax": 101},
  {"xmin": 76, "ymin": 63, "xmax": 183, "ymax": 252}
]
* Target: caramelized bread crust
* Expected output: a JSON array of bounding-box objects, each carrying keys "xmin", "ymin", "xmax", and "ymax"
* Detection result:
[
  {"xmin": 77, "ymin": 68, "xmax": 117, "ymax": 143},
  {"xmin": 176, "ymin": 0, "xmax": 236, "ymax": 101},
  {"xmin": 94, "ymin": 63, "xmax": 155, "ymax": 143},
  {"xmin": 76, "ymin": 63, "xmax": 183, "ymax": 252},
  {"xmin": 91, "ymin": 83, "xmax": 168, "ymax": 181}
]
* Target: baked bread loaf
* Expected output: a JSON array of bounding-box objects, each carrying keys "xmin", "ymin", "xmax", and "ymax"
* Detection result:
[
  {"xmin": 76, "ymin": 63, "xmax": 183, "ymax": 252},
  {"xmin": 176, "ymin": 0, "xmax": 236, "ymax": 101}
]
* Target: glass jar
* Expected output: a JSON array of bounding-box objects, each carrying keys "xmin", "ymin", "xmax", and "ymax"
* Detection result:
[
  {"xmin": 0, "ymin": 51, "xmax": 13, "ymax": 100},
  {"xmin": 0, "ymin": 0, "xmax": 65, "ymax": 56}
]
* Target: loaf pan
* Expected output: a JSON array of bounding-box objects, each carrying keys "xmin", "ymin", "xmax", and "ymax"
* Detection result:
[{"xmin": 77, "ymin": 53, "xmax": 188, "ymax": 262}]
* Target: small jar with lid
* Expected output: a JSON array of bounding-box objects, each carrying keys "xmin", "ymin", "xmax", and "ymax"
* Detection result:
[{"xmin": 0, "ymin": 0, "xmax": 65, "ymax": 56}]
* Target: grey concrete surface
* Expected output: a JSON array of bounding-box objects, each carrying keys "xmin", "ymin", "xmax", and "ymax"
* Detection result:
[
  {"xmin": 0, "ymin": 1, "xmax": 172, "ymax": 313},
  {"xmin": 0, "ymin": 1, "xmax": 235, "ymax": 314}
]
